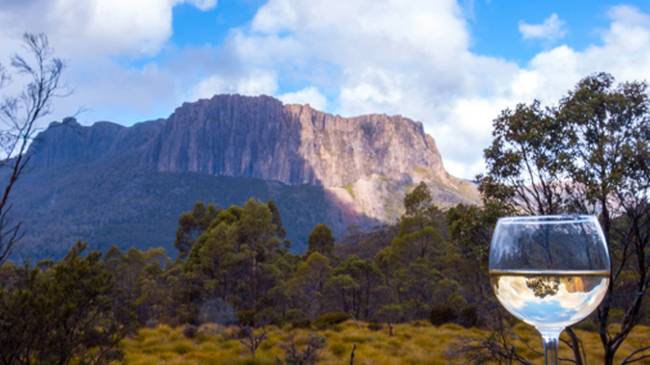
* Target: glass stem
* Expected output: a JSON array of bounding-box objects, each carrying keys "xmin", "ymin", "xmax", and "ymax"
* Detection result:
[{"xmin": 540, "ymin": 329, "xmax": 562, "ymax": 365}]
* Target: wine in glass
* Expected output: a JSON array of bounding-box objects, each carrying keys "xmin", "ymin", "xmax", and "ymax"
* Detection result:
[{"xmin": 489, "ymin": 215, "xmax": 610, "ymax": 365}]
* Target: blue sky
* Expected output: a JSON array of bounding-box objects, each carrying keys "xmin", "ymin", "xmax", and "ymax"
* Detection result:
[
  {"xmin": 167, "ymin": 0, "xmax": 650, "ymax": 68},
  {"xmin": 1, "ymin": 0, "xmax": 650, "ymax": 178}
]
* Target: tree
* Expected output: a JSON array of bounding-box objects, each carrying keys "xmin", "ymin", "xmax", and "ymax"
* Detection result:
[
  {"xmin": 0, "ymin": 33, "xmax": 67, "ymax": 263},
  {"xmin": 558, "ymin": 73, "xmax": 650, "ymax": 365},
  {"xmin": 286, "ymin": 252, "xmax": 332, "ymax": 320},
  {"xmin": 307, "ymin": 224, "xmax": 334, "ymax": 257},
  {"xmin": 174, "ymin": 202, "xmax": 219, "ymax": 258},
  {"xmin": 479, "ymin": 100, "xmax": 567, "ymax": 215},
  {"xmin": 103, "ymin": 246, "xmax": 173, "ymax": 326},
  {"xmin": 327, "ymin": 255, "xmax": 383, "ymax": 319},
  {"xmin": 184, "ymin": 199, "xmax": 288, "ymax": 324},
  {"xmin": 0, "ymin": 242, "xmax": 126, "ymax": 364},
  {"xmin": 374, "ymin": 183, "xmax": 454, "ymax": 321},
  {"xmin": 480, "ymin": 73, "xmax": 650, "ymax": 365},
  {"xmin": 267, "ymin": 200, "xmax": 287, "ymax": 240},
  {"xmin": 446, "ymin": 202, "xmax": 512, "ymax": 311}
]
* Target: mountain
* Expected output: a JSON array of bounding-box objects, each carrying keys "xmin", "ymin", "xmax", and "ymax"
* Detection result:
[{"xmin": 13, "ymin": 94, "xmax": 478, "ymax": 258}]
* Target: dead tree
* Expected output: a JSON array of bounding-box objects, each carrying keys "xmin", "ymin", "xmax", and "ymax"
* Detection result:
[
  {"xmin": 0, "ymin": 33, "xmax": 66, "ymax": 263},
  {"xmin": 239, "ymin": 325, "xmax": 267, "ymax": 358}
]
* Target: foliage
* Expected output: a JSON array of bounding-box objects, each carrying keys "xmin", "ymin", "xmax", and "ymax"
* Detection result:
[
  {"xmin": 183, "ymin": 199, "xmax": 292, "ymax": 325},
  {"xmin": 313, "ymin": 311, "xmax": 351, "ymax": 330},
  {"xmin": 0, "ymin": 242, "xmax": 127, "ymax": 364},
  {"xmin": 279, "ymin": 333, "xmax": 326, "ymax": 365},
  {"xmin": 175, "ymin": 202, "xmax": 220, "ymax": 258},
  {"xmin": 307, "ymin": 224, "xmax": 335, "ymax": 257},
  {"xmin": 479, "ymin": 72, "xmax": 650, "ymax": 364},
  {"xmin": 119, "ymin": 322, "xmax": 650, "ymax": 365}
]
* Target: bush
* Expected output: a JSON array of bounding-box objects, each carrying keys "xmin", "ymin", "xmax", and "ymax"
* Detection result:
[
  {"xmin": 286, "ymin": 309, "xmax": 311, "ymax": 329},
  {"xmin": 430, "ymin": 305, "xmax": 457, "ymax": 326},
  {"xmin": 329, "ymin": 342, "xmax": 347, "ymax": 357},
  {"xmin": 183, "ymin": 324, "xmax": 198, "ymax": 338},
  {"xmin": 291, "ymin": 319, "xmax": 312, "ymax": 329},
  {"xmin": 237, "ymin": 310, "xmax": 256, "ymax": 326},
  {"xmin": 197, "ymin": 323, "xmax": 224, "ymax": 337},
  {"xmin": 313, "ymin": 311, "xmax": 351, "ymax": 329},
  {"xmin": 456, "ymin": 306, "xmax": 479, "ymax": 328},
  {"xmin": 367, "ymin": 322, "xmax": 384, "ymax": 331}
]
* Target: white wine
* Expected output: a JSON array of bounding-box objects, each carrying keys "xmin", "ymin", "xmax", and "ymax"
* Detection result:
[{"xmin": 489, "ymin": 270, "xmax": 609, "ymax": 329}]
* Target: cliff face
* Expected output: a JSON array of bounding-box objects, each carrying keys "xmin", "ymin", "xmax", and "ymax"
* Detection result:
[
  {"xmin": 149, "ymin": 95, "xmax": 449, "ymax": 186},
  {"xmin": 141, "ymin": 95, "xmax": 477, "ymax": 221},
  {"xmin": 150, "ymin": 95, "xmax": 313, "ymax": 184},
  {"xmin": 24, "ymin": 94, "xmax": 478, "ymax": 256}
]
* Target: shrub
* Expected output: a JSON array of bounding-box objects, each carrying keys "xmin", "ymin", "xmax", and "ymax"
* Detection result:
[
  {"xmin": 456, "ymin": 306, "xmax": 479, "ymax": 328},
  {"xmin": 197, "ymin": 323, "xmax": 224, "ymax": 337},
  {"xmin": 329, "ymin": 342, "xmax": 348, "ymax": 357},
  {"xmin": 183, "ymin": 324, "xmax": 198, "ymax": 338},
  {"xmin": 291, "ymin": 319, "xmax": 312, "ymax": 329},
  {"xmin": 313, "ymin": 311, "xmax": 351, "ymax": 329},
  {"xmin": 430, "ymin": 305, "xmax": 457, "ymax": 326},
  {"xmin": 286, "ymin": 309, "xmax": 311, "ymax": 329},
  {"xmin": 367, "ymin": 322, "xmax": 384, "ymax": 331},
  {"xmin": 237, "ymin": 310, "xmax": 256, "ymax": 326},
  {"xmin": 172, "ymin": 340, "xmax": 193, "ymax": 354}
]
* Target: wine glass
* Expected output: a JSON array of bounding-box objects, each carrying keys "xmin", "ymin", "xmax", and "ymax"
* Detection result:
[{"xmin": 489, "ymin": 215, "xmax": 610, "ymax": 365}]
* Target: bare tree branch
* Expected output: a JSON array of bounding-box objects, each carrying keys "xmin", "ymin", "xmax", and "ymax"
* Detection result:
[{"xmin": 0, "ymin": 32, "xmax": 67, "ymax": 264}]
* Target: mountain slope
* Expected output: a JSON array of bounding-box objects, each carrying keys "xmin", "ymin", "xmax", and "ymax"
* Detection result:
[{"xmin": 14, "ymin": 94, "xmax": 478, "ymax": 258}]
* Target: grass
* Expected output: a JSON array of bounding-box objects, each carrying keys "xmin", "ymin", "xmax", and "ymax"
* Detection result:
[{"xmin": 119, "ymin": 321, "xmax": 650, "ymax": 364}]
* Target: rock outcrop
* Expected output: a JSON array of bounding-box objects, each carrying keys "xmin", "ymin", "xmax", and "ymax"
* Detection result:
[{"xmin": 141, "ymin": 95, "xmax": 478, "ymax": 221}]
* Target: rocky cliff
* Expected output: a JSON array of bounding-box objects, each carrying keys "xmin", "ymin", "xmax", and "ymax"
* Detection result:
[
  {"xmin": 141, "ymin": 94, "xmax": 477, "ymax": 221},
  {"xmin": 19, "ymin": 94, "xmax": 478, "ymax": 257}
]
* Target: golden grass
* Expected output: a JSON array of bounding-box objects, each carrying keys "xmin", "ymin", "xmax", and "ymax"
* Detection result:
[{"xmin": 119, "ymin": 321, "xmax": 650, "ymax": 364}]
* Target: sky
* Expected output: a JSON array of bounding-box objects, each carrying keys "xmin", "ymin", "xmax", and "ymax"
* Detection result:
[{"xmin": 1, "ymin": 0, "xmax": 650, "ymax": 179}]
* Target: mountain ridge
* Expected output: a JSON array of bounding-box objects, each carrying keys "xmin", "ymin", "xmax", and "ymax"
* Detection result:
[{"xmin": 16, "ymin": 94, "xmax": 478, "ymax": 258}]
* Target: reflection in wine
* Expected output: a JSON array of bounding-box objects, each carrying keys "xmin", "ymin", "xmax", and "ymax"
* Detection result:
[{"xmin": 490, "ymin": 270, "xmax": 609, "ymax": 329}]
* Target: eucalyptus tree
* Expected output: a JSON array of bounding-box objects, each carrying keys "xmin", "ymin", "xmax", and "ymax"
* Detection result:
[{"xmin": 480, "ymin": 73, "xmax": 650, "ymax": 365}]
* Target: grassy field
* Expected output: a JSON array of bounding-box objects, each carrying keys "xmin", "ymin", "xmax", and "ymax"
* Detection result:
[{"xmin": 120, "ymin": 321, "xmax": 650, "ymax": 364}]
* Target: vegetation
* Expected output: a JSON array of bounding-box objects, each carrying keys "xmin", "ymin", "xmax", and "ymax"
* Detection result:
[
  {"xmin": 479, "ymin": 72, "xmax": 650, "ymax": 364},
  {"xmin": 118, "ymin": 322, "xmax": 650, "ymax": 365}
]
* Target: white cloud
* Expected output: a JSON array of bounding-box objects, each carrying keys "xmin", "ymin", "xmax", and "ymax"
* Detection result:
[
  {"xmin": 217, "ymin": 2, "xmax": 650, "ymax": 178},
  {"xmin": 279, "ymin": 87, "xmax": 327, "ymax": 110},
  {"xmin": 214, "ymin": 0, "xmax": 514, "ymax": 177},
  {"xmin": 192, "ymin": 70, "xmax": 278, "ymax": 99},
  {"xmin": 183, "ymin": 0, "xmax": 218, "ymax": 11},
  {"xmin": 0, "ymin": 0, "xmax": 218, "ymax": 58},
  {"xmin": 519, "ymin": 13, "xmax": 567, "ymax": 41},
  {"xmin": 0, "ymin": 0, "xmax": 217, "ymax": 125}
]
